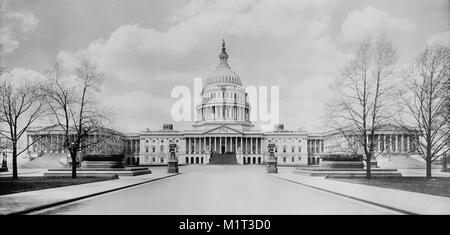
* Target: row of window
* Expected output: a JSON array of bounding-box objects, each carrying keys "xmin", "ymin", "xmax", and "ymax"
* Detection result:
[
  {"xmin": 205, "ymin": 91, "xmax": 245, "ymax": 102},
  {"xmin": 275, "ymin": 145, "xmax": 302, "ymax": 153},
  {"xmin": 145, "ymin": 139, "xmax": 180, "ymax": 144},
  {"xmin": 145, "ymin": 145, "xmax": 179, "ymax": 153}
]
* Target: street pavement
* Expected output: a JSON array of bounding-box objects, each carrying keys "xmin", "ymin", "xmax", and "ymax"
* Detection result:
[{"xmin": 34, "ymin": 165, "xmax": 401, "ymax": 215}]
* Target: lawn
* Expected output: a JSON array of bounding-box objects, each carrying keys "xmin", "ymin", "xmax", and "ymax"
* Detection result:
[
  {"xmin": 0, "ymin": 177, "xmax": 114, "ymax": 196},
  {"xmin": 330, "ymin": 177, "xmax": 450, "ymax": 198}
]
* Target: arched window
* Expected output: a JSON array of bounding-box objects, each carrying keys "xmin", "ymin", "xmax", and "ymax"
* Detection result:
[
  {"xmin": 283, "ymin": 145, "xmax": 287, "ymax": 153},
  {"xmin": 160, "ymin": 145, "xmax": 164, "ymax": 153}
]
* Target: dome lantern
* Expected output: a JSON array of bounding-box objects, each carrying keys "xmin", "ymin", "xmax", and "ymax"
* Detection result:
[{"xmin": 205, "ymin": 40, "xmax": 242, "ymax": 86}]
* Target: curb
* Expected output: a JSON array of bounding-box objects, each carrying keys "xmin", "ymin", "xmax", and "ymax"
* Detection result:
[
  {"xmin": 271, "ymin": 175, "xmax": 416, "ymax": 215},
  {"xmin": 6, "ymin": 173, "xmax": 181, "ymax": 215}
]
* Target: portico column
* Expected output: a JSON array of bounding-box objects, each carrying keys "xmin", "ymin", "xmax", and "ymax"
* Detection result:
[
  {"xmin": 194, "ymin": 138, "xmax": 196, "ymax": 154},
  {"xmin": 239, "ymin": 137, "xmax": 242, "ymax": 153},
  {"xmin": 27, "ymin": 135, "xmax": 30, "ymax": 153},
  {"xmin": 376, "ymin": 135, "xmax": 380, "ymax": 153},
  {"xmin": 403, "ymin": 135, "xmax": 407, "ymax": 152},
  {"xmin": 390, "ymin": 135, "xmax": 393, "ymax": 152},
  {"xmin": 250, "ymin": 137, "xmax": 253, "ymax": 155},
  {"xmin": 201, "ymin": 137, "xmax": 204, "ymax": 153},
  {"xmin": 407, "ymin": 135, "xmax": 410, "ymax": 152},
  {"xmin": 208, "ymin": 137, "xmax": 211, "ymax": 152},
  {"xmin": 259, "ymin": 138, "xmax": 262, "ymax": 154}
]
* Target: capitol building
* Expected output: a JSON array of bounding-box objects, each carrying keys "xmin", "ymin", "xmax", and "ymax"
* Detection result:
[{"xmin": 25, "ymin": 41, "xmax": 418, "ymax": 167}]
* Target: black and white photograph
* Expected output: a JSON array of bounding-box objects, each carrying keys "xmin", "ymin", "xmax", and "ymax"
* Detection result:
[{"xmin": 0, "ymin": 0, "xmax": 449, "ymax": 224}]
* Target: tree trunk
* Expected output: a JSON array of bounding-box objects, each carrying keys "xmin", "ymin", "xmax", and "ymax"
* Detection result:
[
  {"xmin": 426, "ymin": 158, "xmax": 432, "ymax": 179},
  {"xmin": 426, "ymin": 141, "xmax": 432, "ymax": 179},
  {"xmin": 71, "ymin": 151, "xmax": 77, "ymax": 179},
  {"xmin": 366, "ymin": 157, "xmax": 371, "ymax": 179},
  {"xmin": 12, "ymin": 141, "xmax": 18, "ymax": 180}
]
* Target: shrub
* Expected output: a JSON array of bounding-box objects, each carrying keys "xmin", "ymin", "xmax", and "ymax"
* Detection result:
[
  {"xmin": 320, "ymin": 153, "xmax": 363, "ymax": 162},
  {"xmin": 82, "ymin": 154, "xmax": 124, "ymax": 162}
]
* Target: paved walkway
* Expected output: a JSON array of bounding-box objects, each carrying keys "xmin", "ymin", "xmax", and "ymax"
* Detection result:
[
  {"xmin": 397, "ymin": 168, "xmax": 450, "ymax": 177},
  {"xmin": 2, "ymin": 165, "xmax": 449, "ymax": 215},
  {"xmin": 0, "ymin": 167, "xmax": 176, "ymax": 215},
  {"xmin": 274, "ymin": 167, "xmax": 450, "ymax": 215},
  {"xmin": 31, "ymin": 165, "xmax": 400, "ymax": 215}
]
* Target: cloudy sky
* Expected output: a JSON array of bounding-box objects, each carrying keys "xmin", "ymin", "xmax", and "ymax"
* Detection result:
[{"xmin": 1, "ymin": 0, "xmax": 449, "ymax": 133}]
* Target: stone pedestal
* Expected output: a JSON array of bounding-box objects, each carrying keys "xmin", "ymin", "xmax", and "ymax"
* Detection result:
[
  {"xmin": 168, "ymin": 158, "xmax": 179, "ymax": 173},
  {"xmin": 266, "ymin": 158, "xmax": 278, "ymax": 174},
  {"xmin": 167, "ymin": 143, "xmax": 179, "ymax": 173},
  {"xmin": 266, "ymin": 143, "xmax": 278, "ymax": 174}
]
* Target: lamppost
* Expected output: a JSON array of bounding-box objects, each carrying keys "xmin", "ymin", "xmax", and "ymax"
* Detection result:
[
  {"xmin": 266, "ymin": 143, "xmax": 278, "ymax": 173},
  {"xmin": 168, "ymin": 143, "xmax": 179, "ymax": 173}
]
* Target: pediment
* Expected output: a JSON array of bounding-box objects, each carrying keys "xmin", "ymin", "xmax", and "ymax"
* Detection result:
[{"xmin": 204, "ymin": 125, "xmax": 243, "ymax": 135}]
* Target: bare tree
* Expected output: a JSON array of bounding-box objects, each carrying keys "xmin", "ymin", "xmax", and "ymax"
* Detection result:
[
  {"xmin": 43, "ymin": 59, "xmax": 114, "ymax": 178},
  {"xmin": 398, "ymin": 44, "xmax": 450, "ymax": 178},
  {"xmin": 0, "ymin": 68, "xmax": 46, "ymax": 179},
  {"xmin": 327, "ymin": 34, "xmax": 396, "ymax": 179}
]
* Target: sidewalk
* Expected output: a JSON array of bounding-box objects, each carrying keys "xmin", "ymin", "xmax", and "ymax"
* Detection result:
[
  {"xmin": 272, "ymin": 170, "xmax": 450, "ymax": 215},
  {"xmin": 0, "ymin": 169, "xmax": 179, "ymax": 215},
  {"xmin": 0, "ymin": 168, "xmax": 47, "ymax": 177}
]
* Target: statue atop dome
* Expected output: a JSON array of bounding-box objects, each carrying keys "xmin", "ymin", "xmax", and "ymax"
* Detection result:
[{"xmin": 219, "ymin": 39, "xmax": 229, "ymax": 67}]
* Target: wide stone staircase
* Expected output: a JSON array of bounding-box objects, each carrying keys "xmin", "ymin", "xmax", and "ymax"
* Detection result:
[
  {"xmin": 19, "ymin": 153, "xmax": 68, "ymax": 169},
  {"xmin": 377, "ymin": 154, "xmax": 440, "ymax": 169},
  {"xmin": 209, "ymin": 153, "xmax": 237, "ymax": 165}
]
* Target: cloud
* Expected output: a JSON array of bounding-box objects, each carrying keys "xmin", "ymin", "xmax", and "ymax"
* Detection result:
[
  {"xmin": 0, "ymin": 10, "xmax": 39, "ymax": 55},
  {"xmin": 57, "ymin": 0, "xmax": 346, "ymax": 83},
  {"xmin": 341, "ymin": 6, "xmax": 416, "ymax": 42},
  {"xmin": 102, "ymin": 90, "xmax": 177, "ymax": 132},
  {"xmin": 54, "ymin": 0, "xmax": 354, "ymax": 131}
]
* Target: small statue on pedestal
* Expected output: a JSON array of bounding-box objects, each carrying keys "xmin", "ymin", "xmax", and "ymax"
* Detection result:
[
  {"xmin": 167, "ymin": 143, "xmax": 179, "ymax": 173},
  {"xmin": 266, "ymin": 143, "xmax": 278, "ymax": 174}
]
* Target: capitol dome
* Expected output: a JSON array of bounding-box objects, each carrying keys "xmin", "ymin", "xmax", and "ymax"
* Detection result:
[
  {"xmin": 194, "ymin": 40, "xmax": 252, "ymax": 130},
  {"xmin": 205, "ymin": 40, "xmax": 242, "ymax": 86}
]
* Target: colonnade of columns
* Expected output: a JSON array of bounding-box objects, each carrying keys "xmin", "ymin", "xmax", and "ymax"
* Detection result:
[
  {"xmin": 308, "ymin": 139, "xmax": 324, "ymax": 154},
  {"xmin": 197, "ymin": 105, "xmax": 249, "ymax": 122},
  {"xmin": 184, "ymin": 136, "xmax": 263, "ymax": 155},
  {"xmin": 372, "ymin": 134, "xmax": 415, "ymax": 153},
  {"xmin": 129, "ymin": 139, "xmax": 140, "ymax": 154},
  {"xmin": 28, "ymin": 134, "xmax": 126, "ymax": 154},
  {"xmin": 28, "ymin": 134, "xmax": 65, "ymax": 153}
]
